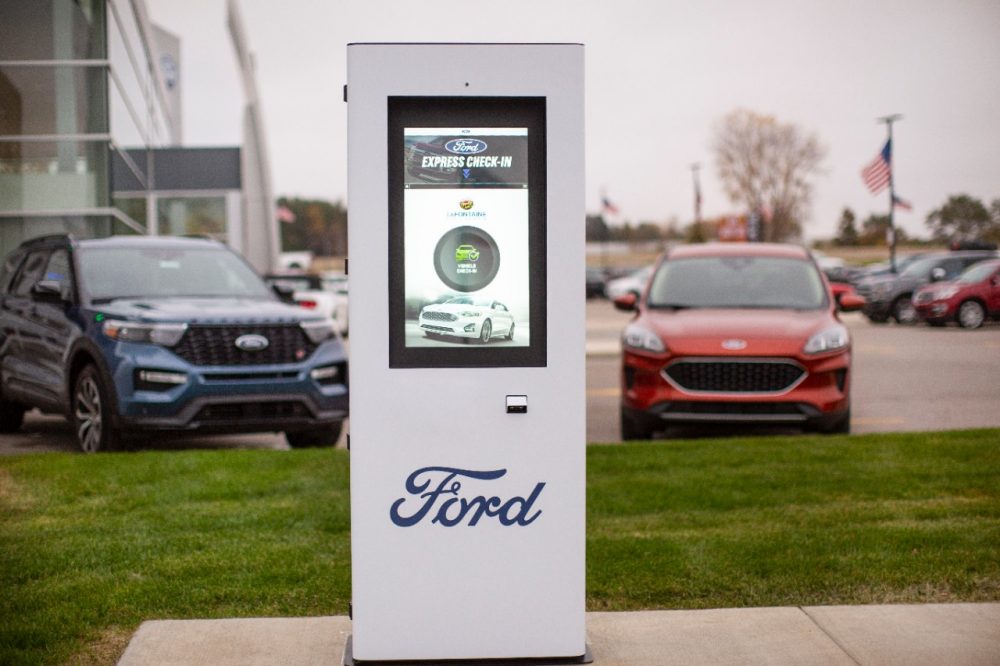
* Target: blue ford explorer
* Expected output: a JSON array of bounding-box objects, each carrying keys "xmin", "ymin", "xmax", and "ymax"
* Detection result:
[{"xmin": 0, "ymin": 235, "xmax": 348, "ymax": 452}]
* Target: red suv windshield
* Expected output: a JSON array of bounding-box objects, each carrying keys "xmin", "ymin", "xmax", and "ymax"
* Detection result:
[{"xmin": 647, "ymin": 256, "xmax": 827, "ymax": 310}]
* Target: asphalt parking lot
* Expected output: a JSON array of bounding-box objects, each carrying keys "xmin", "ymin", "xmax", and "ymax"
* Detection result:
[{"xmin": 2, "ymin": 300, "xmax": 999, "ymax": 454}]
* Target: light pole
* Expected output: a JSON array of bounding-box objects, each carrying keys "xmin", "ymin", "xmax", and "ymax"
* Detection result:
[{"xmin": 691, "ymin": 162, "xmax": 702, "ymax": 232}]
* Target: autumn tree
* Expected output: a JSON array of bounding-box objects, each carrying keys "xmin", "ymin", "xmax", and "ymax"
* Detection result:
[
  {"xmin": 925, "ymin": 194, "xmax": 1000, "ymax": 244},
  {"xmin": 835, "ymin": 208, "xmax": 858, "ymax": 246},
  {"xmin": 277, "ymin": 197, "xmax": 348, "ymax": 257},
  {"xmin": 712, "ymin": 109, "xmax": 826, "ymax": 242}
]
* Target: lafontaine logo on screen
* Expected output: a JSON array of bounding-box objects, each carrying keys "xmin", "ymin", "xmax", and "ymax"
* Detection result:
[
  {"xmin": 459, "ymin": 200, "xmax": 474, "ymax": 210},
  {"xmin": 445, "ymin": 138, "xmax": 488, "ymax": 155},
  {"xmin": 390, "ymin": 466, "xmax": 545, "ymax": 527}
]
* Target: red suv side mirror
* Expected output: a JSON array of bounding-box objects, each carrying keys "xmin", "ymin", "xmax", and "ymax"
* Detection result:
[
  {"xmin": 613, "ymin": 292, "xmax": 638, "ymax": 312},
  {"xmin": 838, "ymin": 293, "xmax": 865, "ymax": 313}
]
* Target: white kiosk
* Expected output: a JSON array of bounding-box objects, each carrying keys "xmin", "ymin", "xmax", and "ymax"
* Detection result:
[{"xmin": 346, "ymin": 43, "xmax": 586, "ymax": 663}]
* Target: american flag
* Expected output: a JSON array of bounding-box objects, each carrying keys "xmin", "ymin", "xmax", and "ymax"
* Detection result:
[
  {"xmin": 601, "ymin": 194, "xmax": 619, "ymax": 216},
  {"xmin": 861, "ymin": 140, "xmax": 891, "ymax": 194},
  {"xmin": 893, "ymin": 194, "xmax": 912, "ymax": 211},
  {"xmin": 276, "ymin": 205, "xmax": 296, "ymax": 223}
]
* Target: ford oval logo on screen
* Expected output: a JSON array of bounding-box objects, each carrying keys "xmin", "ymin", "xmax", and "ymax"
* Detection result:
[
  {"xmin": 444, "ymin": 138, "xmax": 487, "ymax": 155},
  {"xmin": 235, "ymin": 334, "xmax": 270, "ymax": 351}
]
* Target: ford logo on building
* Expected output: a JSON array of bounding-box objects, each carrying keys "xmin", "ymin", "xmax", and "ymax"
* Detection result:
[
  {"xmin": 444, "ymin": 139, "xmax": 487, "ymax": 155},
  {"xmin": 235, "ymin": 334, "xmax": 270, "ymax": 351}
]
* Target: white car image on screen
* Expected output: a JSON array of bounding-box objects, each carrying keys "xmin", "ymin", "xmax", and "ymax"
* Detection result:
[{"xmin": 419, "ymin": 296, "xmax": 516, "ymax": 343}]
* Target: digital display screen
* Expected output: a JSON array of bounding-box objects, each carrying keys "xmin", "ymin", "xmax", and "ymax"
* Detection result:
[{"xmin": 388, "ymin": 98, "xmax": 546, "ymax": 368}]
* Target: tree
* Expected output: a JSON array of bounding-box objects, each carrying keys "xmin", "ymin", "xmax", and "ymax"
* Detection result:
[
  {"xmin": 585, "ymin": 214, "xmax": 609, "ymax": 242},
  {"xmin": 277, "ymin": 197, "xmax": 348, "ymax": 256},
  {"xmin": 925, "ymin": 194, "xmax": 999, "ymax": 244},
  {"xmin": 712, "ymin": 109, "xmax": 826, "ymax": 242},
  {"xmin": 834, "ymin": 208, "xmax": 858, "ymax": 246},
  {"xmin": 859, "ymin": 213, "xmax": 910, "ymax": 246}
]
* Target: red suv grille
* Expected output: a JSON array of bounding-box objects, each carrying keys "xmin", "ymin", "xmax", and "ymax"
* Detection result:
[
  {"xmin": 172, "ymin": 324, "xmax": 317, "ymax": 366},
  {"xmin": 663, "ymin": 359, "xmax": 805, "ymax": 394}
]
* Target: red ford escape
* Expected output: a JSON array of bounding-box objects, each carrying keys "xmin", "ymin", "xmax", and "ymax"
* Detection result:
[{"xmin": 615, "ymin": 243, "xmax": 863, "ymax": 439}]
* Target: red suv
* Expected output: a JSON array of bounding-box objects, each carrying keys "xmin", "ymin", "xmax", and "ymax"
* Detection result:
[
  {"xmin": 913, "ymin": 258, "xmax": 1000, "ymax": 329},
  {"xmin": 615, "ymin": 243, "xmax": 862, "ymax": 439}
]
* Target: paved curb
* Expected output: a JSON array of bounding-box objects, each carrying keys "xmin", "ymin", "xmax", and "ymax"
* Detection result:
[{"xmin": 117, "ymin": 603, "xmax": 1000, "ymax": 666}]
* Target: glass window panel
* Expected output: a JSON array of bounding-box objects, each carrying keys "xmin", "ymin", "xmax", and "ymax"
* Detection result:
[
  {"xmin": 157, "ymin": 196, "xmax": 227, "ymax": 241},
  {"xmin": 0, "ymin": 140, "xmax": 109, "ymax": 211},
  {"xmin": 0, "ymin": 0, "xmax": 105, "ymax": 61},
  {"xmin": 0, "ymin": 65, "xmax": 108, "ymax": 137},
  {"xmin": 112, "ymin": 195, "xmax": 146, "ymax": 235}
]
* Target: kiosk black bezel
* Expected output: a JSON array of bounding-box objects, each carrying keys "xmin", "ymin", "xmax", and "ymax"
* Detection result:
[{"xmin": 388, "ymin": 96, "xmax": 547, "ymax": 368}]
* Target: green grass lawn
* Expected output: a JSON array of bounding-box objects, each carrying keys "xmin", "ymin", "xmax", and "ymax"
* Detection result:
[{"xmin": 2, "ymin": 429, "xmax": 999, "ymax": 664}]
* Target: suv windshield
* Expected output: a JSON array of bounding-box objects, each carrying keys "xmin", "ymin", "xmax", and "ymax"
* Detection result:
[
  {"xmin": 79, "ymin": 246, "xmax": 273, "ymax": 302},
  {"xmin": 647, "ymin": 256, "xmax": 827, "ymax": 310},
  {"xmin": 957, "ymin": 260, "xmax": 999, "ymax": 284},
  {"xmin": 899, "ymin": 256, "xmax": 942, "ymax": 280}
]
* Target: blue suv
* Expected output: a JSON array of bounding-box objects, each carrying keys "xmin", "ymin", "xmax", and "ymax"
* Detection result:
[{"xmin": 0, "ymin": 235, "xmax": 348, "ymax": 452}]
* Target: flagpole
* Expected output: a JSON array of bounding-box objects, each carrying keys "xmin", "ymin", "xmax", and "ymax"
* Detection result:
[
  {"xmin": 690, "ymin": 162, "xmax": 701, "ymax": 228},
  {"xmin": 877, "ymin": 114, "xmax": 903, "ymax": 271}
]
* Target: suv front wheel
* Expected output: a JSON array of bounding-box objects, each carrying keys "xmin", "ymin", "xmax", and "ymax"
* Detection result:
[
  {"xmin": 285, "ymin": 421, "xmax": 343, "ymax": 448},
  {"xmin": 73, "ymin": 364, "xmax": 121, "ymax": 453}
]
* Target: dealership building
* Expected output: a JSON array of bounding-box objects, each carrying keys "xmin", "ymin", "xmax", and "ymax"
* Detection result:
[{"xmin": 0, "ymin": 0, "xmax": 278, "ymax": 270}]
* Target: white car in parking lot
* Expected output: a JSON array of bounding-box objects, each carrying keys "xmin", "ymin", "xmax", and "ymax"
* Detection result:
[{"xmin": 418, "ymin": 296, "xmax": 515, "ymax": 343}]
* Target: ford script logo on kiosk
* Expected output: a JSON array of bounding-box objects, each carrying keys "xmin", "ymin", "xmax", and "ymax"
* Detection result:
[
  {"xmin": 390, "ymin": 466, "xmax": 545, "ymax": 527},
  {"xmin": 445, "ymin": 138, "xmax": 488, "ymax": 154},
  {"xmin": 234, "ymin": 334, "xmax": 269, "ymax": 351}
]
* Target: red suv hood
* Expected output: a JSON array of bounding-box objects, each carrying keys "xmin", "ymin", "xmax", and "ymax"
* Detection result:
[{"xmin": 641, "ymin": 308, "xmax": 830, "ymax": 356}]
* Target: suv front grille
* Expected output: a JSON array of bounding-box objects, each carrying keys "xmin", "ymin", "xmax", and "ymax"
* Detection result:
[
  {"xmin": 664, "ymin": 360, "xmax": 805, "ymax": 394},
  {"xmin": 172, "ymin": 324, "xmax": 317, "ymax": 366}
]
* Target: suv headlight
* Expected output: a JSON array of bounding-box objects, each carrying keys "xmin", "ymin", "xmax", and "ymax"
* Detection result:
[
  {"xmin": 803, "ymin": 325, "xmax": 849, "ymax": 355},
  {"xmin": 102, "ymin": 320, "xmax": 187, "ymax": 347},
  {"xmin": 300, "ymin": 318, "xmax": 337, "ymax": 344},
  {"xmin": 622, "ymin": 323, "xmax": 666, "ymax": 353}
]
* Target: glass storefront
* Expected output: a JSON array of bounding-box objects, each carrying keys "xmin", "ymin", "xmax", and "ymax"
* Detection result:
[
  {"xmin": 0, "ymin": 0, "xmax": 106, "ymax": 61},
  {"xmin": 157, "ymin": 196, "xmax": 227, "ymax": 240},
  {"xmin": 0, "ymin": 65, "xmax": 108, "ymax": 137},
  {"xmin": 0, "ymin": 140, "xmax": 109, "ymax": 211}
]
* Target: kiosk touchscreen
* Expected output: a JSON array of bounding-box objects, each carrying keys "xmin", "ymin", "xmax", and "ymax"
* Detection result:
[
  {"xmin": 389, "ymin": 97, "xmax": 546, "ymax": 368},
  {"xmin": 347, "ymin": 43, "xmax": 585, "ymax": 664}
]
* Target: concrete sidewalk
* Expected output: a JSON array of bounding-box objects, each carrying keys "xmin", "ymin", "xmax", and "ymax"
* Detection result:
[{"xmin": 117, "ymin": 603, "xmax": 1000, "ymax": 665}]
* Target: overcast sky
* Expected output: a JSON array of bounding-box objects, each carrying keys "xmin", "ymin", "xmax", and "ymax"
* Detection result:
[{"xmin": 147, "ymin": 0, "xmax": 1000, "ymax": 241}]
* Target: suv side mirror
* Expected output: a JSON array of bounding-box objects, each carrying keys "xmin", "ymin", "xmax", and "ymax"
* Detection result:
[
  {"xmin": 31, "ymin": 280, "xmax": 65, "ymax": 304},
  {"xmin": 613, "ymin": 292, "xmax": 638, "ymax": 312},
  {"xmin": 837, "ymin": 293, "xmax": 865, "ymax": 313},
  {"xmin": 930, "ymin": 267, "xmax": 947, "ymax": 282},
  {"xmin": 272, "ymin": 284, "xmax": 295, "ymax": 303}
]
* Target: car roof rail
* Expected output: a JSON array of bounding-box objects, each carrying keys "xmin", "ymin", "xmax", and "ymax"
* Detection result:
[{"xmin": 23, "ymin": 233, "xmax": 74, "ymax": 246}]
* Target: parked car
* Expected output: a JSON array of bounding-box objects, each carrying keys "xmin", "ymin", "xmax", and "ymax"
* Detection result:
[
  {"xmin": 852, "ymin": 253, "xmax": 929, "ymax": 294},
  {"xmin": 586, "ymin": 267, "xmax": 608, "ymax": 299},
  {"xmin": 320, "ymin": 271, "xmax": 350, "ymax": 334},
  {"xmin": 0, "ymin": 235, "xmax": 348, "ymax": 452},
  {"xmin": 614, "ymin": 243, "xmax": 863, "ymax": 439},
  {"xmin": 861, "ymin": 251, "xmax": 998, "ymax": 324},
  {"xmin": 264, "ymin": 272, "xmax": 347, "ymax": 335},
  {"xmin": 418, "ymin": 296, "xmax": 515, "ymax": 343},
  {"xmin": 913, "ymin": 259, "xmax": 1000, "ymax": 329},
  {"xmin": 605, "ymin": 265, "xmax": 653, "ymax": 301}
]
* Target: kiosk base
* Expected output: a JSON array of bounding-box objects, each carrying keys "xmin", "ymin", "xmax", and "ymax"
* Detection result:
[{"xmin": 342, "ymin": 637, "xmax": 594, "ymax": 665}]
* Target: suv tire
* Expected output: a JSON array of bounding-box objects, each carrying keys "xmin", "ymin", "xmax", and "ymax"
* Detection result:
[
  {"xmin": 285, "ymin": 421, "xmax": 343, "ymax": 448},
  {"xmin": 892, "ymin": 295, "xmax": 918, "ymax": 325},
  {"xmin": 72, "ymin": 364, "xmax": 121, "ymax": 453},
  {"xmin": 957, "ymin": 300, "xmax": 986, "ymax": 329},
  {"xmin": 0, "ymin": 397, "xmax": 25, "ymax": 433},
  {"xmin": 620, "ymin": 407, "xmax": 653, "ymax": 441}
]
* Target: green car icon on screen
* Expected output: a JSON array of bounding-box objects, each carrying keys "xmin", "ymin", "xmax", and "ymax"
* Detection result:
[{"xmin": 455, "ymin": 244, "xmax": 480, "ymax": 262}]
